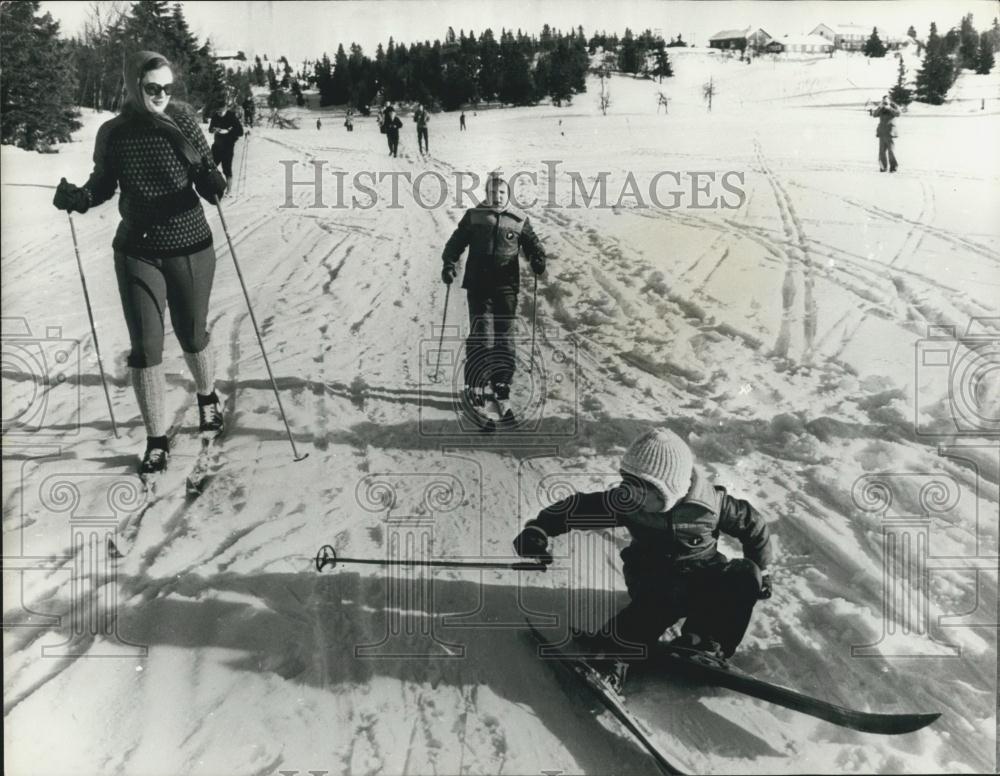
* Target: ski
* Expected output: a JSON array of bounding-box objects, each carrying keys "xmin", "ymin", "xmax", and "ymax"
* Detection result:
[
  {"xmin": 185, "ymin": 432, "xmax": 224, "ymax": 496},
  {"xmin": 526, "ymin": 620, "xmax": 683, "ymax": 775},
  {"xmin": 646, "ymin": 642, "xmax": 941, "ymax": 735}
]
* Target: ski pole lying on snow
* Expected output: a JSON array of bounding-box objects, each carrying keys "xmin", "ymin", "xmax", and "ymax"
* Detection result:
[
  {"xmin": 213, "ymin": 197, "xmax": 309, "ymax": 462},
  {"xmin": 433, "ymin": 283, "xmax": 451, "ymax": 382},
  {"xmin": 315, "ymin": 544, "xmax": 547, "ymax": 573}
]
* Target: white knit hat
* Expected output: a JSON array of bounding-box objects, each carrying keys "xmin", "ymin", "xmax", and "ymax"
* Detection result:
[{"xmin": 619, "ymin": 428, "xmax": 693, "ymax": 511}]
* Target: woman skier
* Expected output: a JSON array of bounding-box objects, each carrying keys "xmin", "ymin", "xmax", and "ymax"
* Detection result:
[{"xmin": 52, "ymin": 51, "xmax": 228, "ymax": 477}]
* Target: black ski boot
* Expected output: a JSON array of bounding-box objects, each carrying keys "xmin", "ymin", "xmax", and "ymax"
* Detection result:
[
  {"xmin": 492, "ymin": 382, "xmax": 515, "ymax": 425},
  {"xmin": 197, "ymin": 391, "xmax": 224, "ymax": 437},
  {"xmin": 668, "ymin": 632, "xmax": 729, "ymax": 668},
  {"xmin": 140, "ymin": 437, "xmax": 170, "ymax": 478}
]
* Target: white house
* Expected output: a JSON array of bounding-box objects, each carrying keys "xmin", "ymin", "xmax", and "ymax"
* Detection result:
[{"xmin": 781, "ymin": 34, "xmax": 835, "ymax": 54}]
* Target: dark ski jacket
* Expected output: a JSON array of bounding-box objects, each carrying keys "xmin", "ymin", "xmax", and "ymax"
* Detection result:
[
  {"xmin": 871, "ymin": 103, "xmax": 900, "ymax": 138},
  {"xmin": 527, "ymin": 469, "xmax": 773, "ymax": 576},
  {"xmin": 442, "ymin": 202, "xmax": 546, "ymax": 291},
  {"xmin": 383, "ymin": 114, "xmax": 403, "ymax": 139},
  {"xmin": 209, "ymin": 110, "xmax": 244, "ymax": 153},
  {"xmin": 414, "ymin": 108, "xmax": 430, "ymax": 129},
  {"xmin": 82, "ymin": 52, "xmax": 214, "ymax": 259}
]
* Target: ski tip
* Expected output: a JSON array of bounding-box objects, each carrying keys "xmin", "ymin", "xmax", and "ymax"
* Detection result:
[{"xmin": 884, "ymin": 712, "xmax": 942, "ymax": 735}]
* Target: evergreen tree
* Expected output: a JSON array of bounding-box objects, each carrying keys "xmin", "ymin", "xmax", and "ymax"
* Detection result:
[
  {"xmin": 330, "ymin": 44, "xmax": 350, "ymax": 104},
  {"xmin": 478, "ymin": 30, "xmax": 502, "ymax": 101},
  {"xmin": 889, "ymin": 57, "xmax": 912, "ymax": 105},
  {"xmin": 618, "ymin": 28, "xmax": 640, "ymax": 75},
  {"xmin": 651, "ymin": 38, "xmax": 673, "ymax": 81},
  {"xmin": 498, "ymin": 34, "xmax": 534, "ymax": 104},
  {"xmin": 915, "ymin": 22, "xmax": 955, "ymax": 104},
  {"xmin": 315, "ymin": 53, "xmax": 335, "ymax": 106},
  {"xmin": 958, "ymin": 14, "xmax": 979, "ymax": 69},
  {"xmin": 253, "ymin": 55, "xmax": 266, "ymax": 86},
  {"xmin": 0, "ymin": 0, "xmax": 80, "ymax": 150},
  {"xmin": 976, "ymin": 30, "xmax": 996, "ymax": 73},
  {"xmin": 864, "ymin": 27, "xmax": 887, "ymax": 57},
  {"xmin": 991, "ymin": 18, "xmax": 1000, "ymax": 52}
]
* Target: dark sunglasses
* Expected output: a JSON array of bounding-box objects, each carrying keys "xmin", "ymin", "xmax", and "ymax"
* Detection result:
[{"xmin": 142, "ymin": 82, "xmax": 174, "ymax": 97}]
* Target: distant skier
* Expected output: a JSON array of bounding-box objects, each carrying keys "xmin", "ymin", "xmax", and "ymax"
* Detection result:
[
  {"xmin": 316, "ymin": 118, "xmax": 322, "ymax": 131},
  {"xmin": 441, "ymin": 169, "xmax": 546, "ymax": 421},
  {"xmin": 514, "ymin": 427, "xmax": 773, "ymax": 672},
  {"xmin": 414, "ymin": 103, "xmax": 430, "ymax": 153},
  {"xmin": 208, "ymin": 102, "xmax": 244, "ymax": 190},
  {"xmin": 51, "ymin": 50, "xmax": 228, "ymax": 476},
  {"xmin": 382, "ymin": 105, "xmax": 402, "ymax": 157},
  {"xmin": 459, "ymin": 111, "xmax": 467, "ymax": 131},
  {"xmin": 241, "ymin": 96, "xmax": 255, "ymax": 133},
  {"xmin": 869, "ymin": 94, "xmax": 900, "ymax": 173},
  {"xmin": 344, "ymin": 109, "xmax": 354, "ymax": 132}
]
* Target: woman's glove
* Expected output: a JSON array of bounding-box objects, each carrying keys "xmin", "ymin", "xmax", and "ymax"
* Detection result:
[
  {"xmin": 193, "ymin": 160, "xmax": 227, "ymax": 203},
  {"xmin": 52, "ymin": 178, "xmax": 90, "ymax": 213}
]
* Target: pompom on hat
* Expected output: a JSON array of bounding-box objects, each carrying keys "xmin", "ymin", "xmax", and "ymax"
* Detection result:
[{"xmin": 619, "ymin": 427, "xmax": 694, "ymax": 511}]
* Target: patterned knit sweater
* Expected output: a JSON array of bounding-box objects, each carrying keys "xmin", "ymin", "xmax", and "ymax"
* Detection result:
[{"xmin": 83, "ymin": 103, "xmax": 214, "ymax": 259}]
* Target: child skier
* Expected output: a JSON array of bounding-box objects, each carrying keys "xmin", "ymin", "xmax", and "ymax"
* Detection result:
[
  {"xmin": 514, "ymin": 427, "xmax": 773, "ymax": 668},
  {"xmin": 52, "ymin": 51, "xmax": 228, "ymax": 476},
  {"xmin": 441, "ymin": 170, "xmax": 546, "ymax": 423}
]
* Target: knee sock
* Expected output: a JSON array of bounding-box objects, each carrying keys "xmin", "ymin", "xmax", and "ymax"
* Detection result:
[
  {"xmin": 132, "ymin": 364, "xmax": 167, "ymax": 438},
  {"xmin": 183, "ymin": 344, "xmax": 216, "ymax": 397}
]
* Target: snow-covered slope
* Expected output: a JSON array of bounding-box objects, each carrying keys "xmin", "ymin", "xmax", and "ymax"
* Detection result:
[{"xmin": 3, "ymin": 53, "xmax": 998, "ymax": 775}]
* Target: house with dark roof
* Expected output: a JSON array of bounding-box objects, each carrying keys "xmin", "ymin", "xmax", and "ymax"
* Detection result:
[{"xmin": 708, "ymin": 27, "xmax": 772, "ymax": 52}]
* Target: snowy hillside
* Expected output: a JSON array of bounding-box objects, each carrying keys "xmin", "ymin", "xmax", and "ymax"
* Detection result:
[{"xmin": 3, "ymin": 51, "xmax": 998, "ymax": 775}]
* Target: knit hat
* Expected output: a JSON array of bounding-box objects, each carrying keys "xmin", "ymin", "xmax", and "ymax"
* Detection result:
[{"xmin": 619, "ymin": 428, "xmax": 693, "ymax": 511}]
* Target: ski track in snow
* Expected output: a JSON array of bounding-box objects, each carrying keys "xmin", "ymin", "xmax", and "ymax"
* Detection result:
[{"xmin": 3, "ymin": 48, "xmax": 998, "ymax": 776}]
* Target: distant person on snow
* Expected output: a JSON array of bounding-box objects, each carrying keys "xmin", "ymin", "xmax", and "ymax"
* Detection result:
[
  {"xmin": 344, "ymin": 110, "xmax": 354, "ymax": 132},
  {"xmin": 441, "ymin": 169, "xmax": 546, "ymax": 419},
  {"xmin": 241, "ymin": 96, "xmax": 255, "ymax": 133},
  {"xmin": 869, "ymin": 94, "xmax": 900, "ymax": 173},
  {"xmin": 51, "ymin": 50, "xmax": 228, "ymax": 476},
  {"xmin": 316, "ymin": 118, "xmax": 322, "ymax": 131},
  {"xmin": 414, "ymin": 103, "xmax": 430, "ymax": 153},
  {"xmin": 459, "ymin": 111, "xmax": 467, "ymax": 131},
  {"xmin": 208, "ymin": 103, "xmax": 244, "ymax": 190},
  {"xmin": 514, "ymin": 426, "xmax": 773, "ymax": 681},
  {"xmin": 382, "ymin": 105, "xmax": 403, "ymax": 157}
]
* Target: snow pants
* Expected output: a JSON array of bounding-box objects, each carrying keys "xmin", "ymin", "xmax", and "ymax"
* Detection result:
[
  {"xmin": 386, "ymin": 131, "xmax": 399, "ymax": 157},
  {"xmin": 465, "ymin": 287, "xmax": 518, "ymax": 388},
  {"xmin": 417, "ymin": 126, "xmax": 429, "ymax": 153},
  {"xmin": 878, "ymin": 136, "xmax": 898, "ymax": 172},
  {"xmin": 604, "ymin": 554, "xmax": 763, "ymax": 658},
  {"xmin": 114, "ymin": 246, "xmax": 216, "ymax": 368}
]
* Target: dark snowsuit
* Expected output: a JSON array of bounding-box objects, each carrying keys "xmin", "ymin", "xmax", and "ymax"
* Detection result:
[
  {"xmin": 209, "ymin": 110, "xmax": 244, "ymax": 178},
  {"xmin": 74, "ymin": 52, "xmax": 223, "ymax": 368},
  {"xmin": 870, "ymin": 102, "xmax": 900, "ymax": 172},
  {"xmin": 528, "ymin": 470, "xmax": 773, "ymax": 657},
  {"xmin": 442, "ymin": 202, "xmax": 546, "ymax": 387},
  {"xmin": 384, "ymin": 114, "xmax": 403, "ymax": 156},
  {"xmin": 414, "ymin": 108, "xmax": 429, "ymax": 153},
  {"xmin": 460, "ymin": 112, "xmax": 467, "ymax": 131}
]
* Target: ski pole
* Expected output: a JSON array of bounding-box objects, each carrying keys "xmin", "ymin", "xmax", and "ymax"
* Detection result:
[
  {"xmin": 66, "ymin": 213, "xmax": 119, "ymax": 438},
  {"xmin": 315, "ymin": 545, "xmax": 547, "ymax": 573},
  {"xmin": 213, "ymin": 197, "xmax": 309, "ymax": 462},
  {"xmin": 8, "ymin": 182, "xmax": 122, "ymax": 439},
  {"xmin": 528, "ymin": 273, "xmax": 538, "ymax": 375},
  {"xmin": 433, "ymin": 283, "xmax": 451, "ymax": 382}
]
